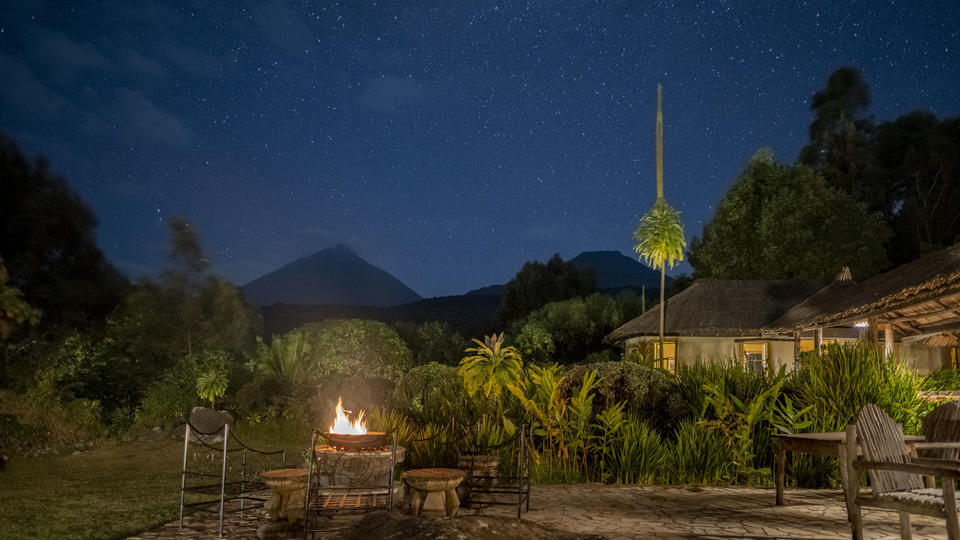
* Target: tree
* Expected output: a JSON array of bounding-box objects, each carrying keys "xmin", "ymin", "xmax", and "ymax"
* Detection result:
[
  {"xmin": 799, "ymin": 67, "xmax": 872, "ymax": 168},
  {"xmin": 392, "ymin": 320, "xmax": 467, "ymax": 366},
  {"xmin": 688, "ymin": 149, "xmax": 890, "ymax": 280},
  {"xmin": 0, "ymin": 257, "xmax": 40, "ymax": 340},
  {"xmin": 632, "ymin": 84, "xmax": 686, "ymax": 366},
  {"xmin": 100, "ymin": 219, "xmax": 261, "ymax": 407},
  {"xmin": 872, "ymin": 112, "xmax": 960, "ymax": 264},
  {"xmin": 497, "ymin": 254, "xmax": 595, "ymax": 325},
  {"xmin": 0, "ymin": 132, "xmax": 127, "ymax": 330},
  {"xmin": 513, "ymin": 291, "xmax": 643, "ymax": 364},
  {"xmin": 634, "ymin": 198, "xmax": 686, "ymax": 365},
  {"xmin": 298, "ymin": 319, "xmax": 412, "ymax": 380}
]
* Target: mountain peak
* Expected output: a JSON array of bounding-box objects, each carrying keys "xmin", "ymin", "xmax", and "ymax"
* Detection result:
[
  {"xmin": 242, "ymin": 246, "xmax": 421, "ymax": 307},
  {"xmin": 570, "ymin": 250, "xmax": 668, "ymax": 290}
]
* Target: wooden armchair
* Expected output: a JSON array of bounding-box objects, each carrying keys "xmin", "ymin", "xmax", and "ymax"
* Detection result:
[{"xmin": 845, "ymin": 403, "xmax": 960, "ymax": 540}]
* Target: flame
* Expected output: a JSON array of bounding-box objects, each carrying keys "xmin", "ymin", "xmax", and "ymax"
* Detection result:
[{"xmin": 328, "ymin": 397, "xmax": 367, "ymax": 435}]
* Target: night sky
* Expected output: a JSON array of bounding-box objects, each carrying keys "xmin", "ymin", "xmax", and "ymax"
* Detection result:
[{"xmin": 2, "ymin": 1, "xmax": 959, "ymax": 298}]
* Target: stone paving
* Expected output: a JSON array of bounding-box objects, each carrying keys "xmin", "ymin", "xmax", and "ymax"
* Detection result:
[{"xmin": 129, "ymin": 485, "xmax": 950, "ymax": 539}]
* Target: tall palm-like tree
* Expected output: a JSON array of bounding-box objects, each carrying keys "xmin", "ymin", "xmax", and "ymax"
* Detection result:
[{"xmin": 633, "ymin": 85, "xmax": 686, "ymax": 367}]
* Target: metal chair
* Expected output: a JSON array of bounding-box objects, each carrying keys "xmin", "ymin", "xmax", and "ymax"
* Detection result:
[{"xmin": 458, "ymin": 423, "xmax": 531, "ymax": 519}]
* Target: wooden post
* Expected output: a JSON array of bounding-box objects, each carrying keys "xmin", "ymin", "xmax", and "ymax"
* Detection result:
[
  {"xmin": 815, "ymin": 328, "xmax": 823, "ymax": 351},
  {"xmin": 793, "ymin": 331, "xmax": 801, "ymax": 362},
  {"xmin": 868, "ymin": 317, "xmax": 879, "ymax": 345},
  {"xmin": 884, "ymin": 324, "xmax": 895, "ymax": 358}
]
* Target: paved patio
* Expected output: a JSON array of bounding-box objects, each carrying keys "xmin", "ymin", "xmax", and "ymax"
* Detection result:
[{"xmin": 129, "ymin": 485, "xmax": 950, "ymax": 539}]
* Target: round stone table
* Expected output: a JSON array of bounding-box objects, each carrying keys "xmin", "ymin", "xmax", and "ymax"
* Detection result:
[
  {"xmin": 402, "ymin": 468, "xmax": 466, "ymax": 517},
  {"xmin": 262, "ymin": 468, "xmax": 308, "ymax": 523}
]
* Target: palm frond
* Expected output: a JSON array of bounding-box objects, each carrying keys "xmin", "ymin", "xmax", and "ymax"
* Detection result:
[{"xmin": 633, "ymin": 196, "xmax": 686, "ymax": 270}]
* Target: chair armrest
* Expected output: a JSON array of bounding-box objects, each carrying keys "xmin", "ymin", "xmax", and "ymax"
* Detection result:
[
  {"xmin": 914, "ymin": 442, "xmax": 960, "ymax": 450},
  {"xmin": 853, "ymin": 459, "xmax": 960, "ymax": 478}
]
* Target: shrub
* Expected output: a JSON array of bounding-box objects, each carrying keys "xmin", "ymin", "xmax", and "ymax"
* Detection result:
[
  {"xmin": 298, "ymin": 320, "xmax": 412, "ymax": 380},
  {"xmin": 790, "ymin": 342, "xmax": 929, "ymax": 434},
  {"xmin": 134, "ymin": 355, "xmax": 205, "ymax": 429},
  {"xmin": 0, "ymin": 389, "xmax": 103, "ymax": 454},
  {"xmin": 558, "ymin": 362, "xmax": 685, "ymax": 433},
  {"xmin": 922, "ymin": 369, "xmax": 960, "ymax": 391},
  {"xmin": 665, "ymin": 420, "xmax": 732, "ymax": 485},
  {"xmin": 388, "ymin": 363, "xmax": 491, "ymax": 426}
]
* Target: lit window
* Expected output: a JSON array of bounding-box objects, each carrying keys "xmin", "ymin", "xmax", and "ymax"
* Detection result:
[
  {"xmin": 653, "ymin": 341, "xmax": 677, "ymax": 374},
  {"xmin": 742, "ymin": 342, "xmax": 768, "ymax": 372},
  {"xmin": 951, "ymin": 347, "xmax": 960, "ymax": 370}
]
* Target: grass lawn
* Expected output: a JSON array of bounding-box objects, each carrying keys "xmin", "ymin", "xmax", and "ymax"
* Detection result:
[{"xmin": 0, "ymin": 426, "xmax": 310, "ymax": 540}]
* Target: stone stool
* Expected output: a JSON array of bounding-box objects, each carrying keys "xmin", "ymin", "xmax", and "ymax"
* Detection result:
[
  {"xmin": 402, "ymin": 468, "xmax": 466, "ymax": 517},
  {"xmin": 262, "ymin": 468, "xmax": 308, "ymax": 523}
]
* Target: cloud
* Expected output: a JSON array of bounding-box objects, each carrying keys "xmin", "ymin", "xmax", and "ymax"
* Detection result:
[
  {"xmin": 115, "ymin": 89, "xmax": 194, "ymax": 146},
  {"xmin": 30, "ymin": 29, "xmax": 115, "ymax": 83},
  {"xmin": 117, "ymin": 47, "xmax": 166, "ymax": 79},
  {"xmin": 153, "ymin": 40, "xmax": 223, "ymax": 76},
  {"xmin": 357, "ymin": 75, "xmax": 427, "ymax": 113},
  {"xmin": 0, "ymin": 53, "xmax": 70, "ymax": 119},
  {"xmin": 251, "ymin": 0, "xmax": 314, "ymax": 56}
]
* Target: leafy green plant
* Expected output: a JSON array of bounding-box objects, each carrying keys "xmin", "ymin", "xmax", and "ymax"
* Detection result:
[
  {"xmin": 699, "ymin": 373, "xmax": 784, "ymax": 483},
  {"xmin": 594, "ymin": 401, "xmax": 627, "ymax": 482},
  {"xmin": 612, "ymin": 416, "xmax": 664, "ymax": 484},
  {"xmin": 459, "ymin": 333, "xmax": 522, "ymax": 433},
  {"xmin": 563, "ymin": 369, "xmax": 601, "ymax": 476},
  {"xmin": 196, "ymin": 369, "xmax": 228, "ymax": 408},
  {"xmin": 666, "ymin": 420, "xmax": 732, "ymax": 485},
  {"xmin": 922, "ymin": 369, "xmax": 960, "ymax": 391}
]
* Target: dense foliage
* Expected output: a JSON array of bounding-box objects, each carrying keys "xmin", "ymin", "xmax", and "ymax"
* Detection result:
[
  {"xmin": 497, "ymin": 254, "xmax": 595, "ymax": 325},
  {"xmin": 511, "ymin": 291, "xmax": 645, "ymax": 365},
  {"xmin": 689, "ymin": 149, "xmax": 890, "ymax": 280},
  {"xmin": 800, "ymin": 67, "xmax": 960, "ymax": 267}
]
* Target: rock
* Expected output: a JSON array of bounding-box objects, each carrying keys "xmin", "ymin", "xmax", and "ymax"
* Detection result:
[
  {"xmin": 173, "ymin": 407, "xmax": 235, "ymax": 442},
  {"xmin": 138, "ymin": 427, "xmax": 167, "ymax": 442},
  {"xmin": 256, "ymin": 521, "xmax": 301, "ymax": 540}
]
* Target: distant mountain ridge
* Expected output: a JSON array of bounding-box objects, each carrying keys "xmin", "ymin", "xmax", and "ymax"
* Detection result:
[
  {"xmin": 242, "ymin": 245, "xmax": 422, "ymax": 307},
  {"xmin": 462, "ymin": 250, "xmax": 666, "ymax": 296},
  {"xmin": 570, "ymin": 250, "xmax": 668, "ymax": 290}
]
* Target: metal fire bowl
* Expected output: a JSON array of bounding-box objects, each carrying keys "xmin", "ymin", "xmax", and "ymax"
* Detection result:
[{"xmin": 324, "ymin": 431, "xmax": 387, "ymax": 451}]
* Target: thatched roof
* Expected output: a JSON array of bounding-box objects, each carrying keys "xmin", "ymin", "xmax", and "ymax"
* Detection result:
[
  {"xmin": 771, "ymin": 243, "xmax": 960, "ymax": 333},
  {"xmin": 604, "ymin": 278, "xmax": 822, "ymax": 344}
]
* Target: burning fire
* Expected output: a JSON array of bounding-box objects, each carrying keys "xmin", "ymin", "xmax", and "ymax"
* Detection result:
[{"xmin": 328, "ymin": 397, "xmax": 367, "ymax": 435}]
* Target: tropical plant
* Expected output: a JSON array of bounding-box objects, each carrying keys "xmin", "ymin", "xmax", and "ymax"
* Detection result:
[
  {"xmin": 666, "ymin": 420, "xmax": 732, "ymax": 485},
  {"xmin": 389, "ymin": 362, "xmax": 488, "ymax": 426},
  {"xmin": 633, "ymin": 196, "xmax": 686, "ymax": 364},
  {"xmin": 459, "ymin": 333, "xmax": 523, "ymax": 420},
  {"xmin": 507, "ymin": 363, "xmax": 567, "ymax": 463},
  {"xmin": 252, "ymin": 331, "xmax": 312, "ymax": 383},
  {"xmin": 196, "ymin": 369, "xmax": 228, "ymax": 408},
  {"xmin": 613, "ymin": 417, "xmax": 665, "ymax": 484},
  {"xmin": 594, "ymin": 401, "xmax": 627, "ymax": 482},
  {"xmin": 300, "ymin": 319, "xmax": 413, "ymax": 380},
  {"xmin": 699, "ymin": 373, "xmax": 785, "ymax": 482},
  {"xmin": 563, "ymin": 369, "xmax": 601, "ymax": 476}
]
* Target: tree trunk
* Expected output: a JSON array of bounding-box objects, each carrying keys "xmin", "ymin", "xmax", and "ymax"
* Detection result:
[{"xmin": 659, "ymin": 265, "xmax": 665, "ymax": 368}]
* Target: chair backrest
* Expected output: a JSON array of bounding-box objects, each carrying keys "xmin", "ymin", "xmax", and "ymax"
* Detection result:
[
  {"xmin": 922, "ymin": 400, "xmax": 960, "ymax": 460},
  {"xmin": 855, "ymin": 403, "xmax": 924, "ymax": 494}
]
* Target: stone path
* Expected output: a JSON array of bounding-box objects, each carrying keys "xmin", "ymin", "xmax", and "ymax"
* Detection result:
[{"xmin": 130, "ymin": 485, "xmax": 950, "ymax": 539}]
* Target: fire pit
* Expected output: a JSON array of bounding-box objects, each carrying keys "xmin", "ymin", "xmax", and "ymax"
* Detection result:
[
  {"xmin": 325, "ymin": 431, "xmax": 389, "ymax": 451},
  {"xmin": 311, "ymin": 397, "xmax": 405, "ymax": 490}
]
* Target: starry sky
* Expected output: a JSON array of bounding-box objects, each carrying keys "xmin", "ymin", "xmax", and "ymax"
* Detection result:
[{"xmin": 2, "ymin": 1, "xmax": 959, "ymax": 298}]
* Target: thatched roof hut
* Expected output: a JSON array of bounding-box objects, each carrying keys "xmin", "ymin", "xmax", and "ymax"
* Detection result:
[
  {"xmin": 770, "ymin": 243, "xmax": 960, "ymax": 338},
  {"xmin": 604, "ymin": 278, "xmax": 822, "ymax": 345}
]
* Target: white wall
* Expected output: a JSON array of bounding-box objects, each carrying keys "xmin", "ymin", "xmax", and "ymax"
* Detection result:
[{"xmin": 622, "ymin": 335, "xmax": 946, "ymax": 375}]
